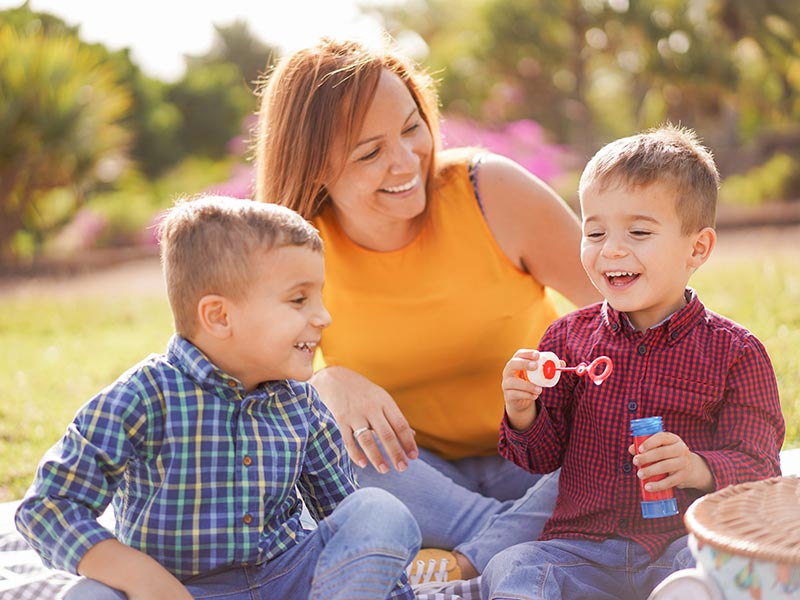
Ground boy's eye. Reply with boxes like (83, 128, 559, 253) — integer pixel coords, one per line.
(585, 232, 605, 240)
(630, 230, 652, 237)
(291, 296, 307, 305)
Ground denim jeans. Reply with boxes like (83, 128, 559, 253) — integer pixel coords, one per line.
(480, 535, 695, 600)
(60, 488, 420, 600)
(355, 445, 559, 572)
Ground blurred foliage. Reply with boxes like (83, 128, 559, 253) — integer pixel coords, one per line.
(2, 0, 800, 266)
(376, 0, 800, 180)
(168, 64, 254, 159)
(719, 153, 798, 206)
(0, 22, 132, 264)
(185, 19, 279, 90)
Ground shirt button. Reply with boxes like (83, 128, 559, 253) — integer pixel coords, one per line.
(637, 345, 647, 356)
(670, 331, 678, 340)
(622, 463, 633, 473)
(243, 513, 254, 525)
(611, 323, 619, 332)
(227, 380, 237, 388)
(627, 401, 637, 412)
(242, 456, 253, 467)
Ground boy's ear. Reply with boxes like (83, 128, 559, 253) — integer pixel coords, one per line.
(197, 294, 232, 339)
(688, 226, 716, 270)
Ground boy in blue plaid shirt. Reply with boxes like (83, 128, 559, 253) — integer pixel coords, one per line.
(16, 196, 420, 599)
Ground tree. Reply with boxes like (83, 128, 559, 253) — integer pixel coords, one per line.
(0, 24, 131, 264)
(185, 19, 279, 90)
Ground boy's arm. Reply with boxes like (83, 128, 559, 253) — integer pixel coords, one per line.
(77, 539, 192, 600)
(15, 383, 147, 574)
(298, 384, 358, 521)
(499, 346, 573, 474)
(695, 336, 785, 488)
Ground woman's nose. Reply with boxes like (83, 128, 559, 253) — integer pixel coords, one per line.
(389, 139, 419, 174)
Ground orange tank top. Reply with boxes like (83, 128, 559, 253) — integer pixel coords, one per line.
(314, 158, 558, 459)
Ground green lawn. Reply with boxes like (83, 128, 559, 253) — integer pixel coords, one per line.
(1, 252, 798, 501)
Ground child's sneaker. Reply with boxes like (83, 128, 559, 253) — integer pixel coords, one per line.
(406, 548, 463, 585)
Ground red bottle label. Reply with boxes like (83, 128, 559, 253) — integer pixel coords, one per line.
(633, 434, 675, 501)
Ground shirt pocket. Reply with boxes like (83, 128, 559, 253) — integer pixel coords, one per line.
(644, 372, 724, 423)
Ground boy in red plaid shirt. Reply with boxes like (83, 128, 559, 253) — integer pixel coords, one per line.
(485, 125, 785, 600)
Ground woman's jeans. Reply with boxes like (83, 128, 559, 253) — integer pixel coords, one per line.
(355, 445, 559, 573)
(60, 488, 420, 600)
(480, 535, 695, 600)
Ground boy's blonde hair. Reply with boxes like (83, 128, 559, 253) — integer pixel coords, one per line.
(253, 37, 441, 219)
(579, 124, 720, 234)
(158, 196, 322, 336)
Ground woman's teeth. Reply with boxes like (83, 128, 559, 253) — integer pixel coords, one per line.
(381, 175, 419, 193)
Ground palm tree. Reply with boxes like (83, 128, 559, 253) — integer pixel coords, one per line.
(0, 24, 132, 265)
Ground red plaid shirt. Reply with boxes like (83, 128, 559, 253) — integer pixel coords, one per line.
(499, 289, 785, 558)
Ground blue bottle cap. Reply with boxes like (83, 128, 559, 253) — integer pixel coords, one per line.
(630, 416, 664, 437)
(640, 498, 679, 519)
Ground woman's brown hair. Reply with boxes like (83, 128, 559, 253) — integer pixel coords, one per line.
(253, 37, 441, 219)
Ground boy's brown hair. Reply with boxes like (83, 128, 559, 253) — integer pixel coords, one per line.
(579, 124, 720, 234)
(253, 36, 441, 219)
(158, 196, 322, 336)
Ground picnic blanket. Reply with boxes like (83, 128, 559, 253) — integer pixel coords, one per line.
(0, 500, 481, 599)
(3, 449, 798, 599)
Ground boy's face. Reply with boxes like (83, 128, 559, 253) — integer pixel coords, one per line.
(580, 179, 711, 331)
(225, 246, 330, 388)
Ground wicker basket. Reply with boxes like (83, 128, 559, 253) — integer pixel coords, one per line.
(683, 476, 800, 599)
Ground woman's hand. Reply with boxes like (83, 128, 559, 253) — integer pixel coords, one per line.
(629, 432, 715, 493)
(502, 348, 544, 432)
(311, 366, 418, 473)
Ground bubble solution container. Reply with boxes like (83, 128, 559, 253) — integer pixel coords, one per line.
(630, 416, 679, 519)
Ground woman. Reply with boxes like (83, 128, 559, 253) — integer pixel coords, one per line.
(253, 37, 600, 583)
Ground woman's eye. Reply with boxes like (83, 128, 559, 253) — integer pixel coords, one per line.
(357, 148, 379, 161)
(403, 123, 420, 135)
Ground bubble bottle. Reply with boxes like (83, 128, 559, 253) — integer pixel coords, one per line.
(630, 416, 679, 519)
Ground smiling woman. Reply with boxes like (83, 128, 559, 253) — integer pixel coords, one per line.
(252, 36, 601, 586)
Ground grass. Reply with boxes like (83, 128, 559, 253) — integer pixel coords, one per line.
(1, 251, 798, 502)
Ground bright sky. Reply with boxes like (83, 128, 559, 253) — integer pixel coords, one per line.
(1, 0, 397, 81)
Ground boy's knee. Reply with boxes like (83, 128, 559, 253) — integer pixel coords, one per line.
(61, 577, 126, 600)
(343, 488, 421, 548)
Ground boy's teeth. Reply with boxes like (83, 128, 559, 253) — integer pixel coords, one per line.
(607, 271, 634, 277)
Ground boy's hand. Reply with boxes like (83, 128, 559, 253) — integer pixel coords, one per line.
(78, 539, 194, 600)
(502, 349, 545, 431)
(629, 431, 715, 493)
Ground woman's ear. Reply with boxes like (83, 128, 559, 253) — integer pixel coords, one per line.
(197, 294, 232, 339)
(688, 227, 717, 270)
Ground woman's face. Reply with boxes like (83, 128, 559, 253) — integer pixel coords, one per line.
(325, 69, 433, 239)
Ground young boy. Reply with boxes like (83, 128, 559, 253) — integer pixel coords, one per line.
(486, 125, 785, 600)
(15, 196, 420, 600)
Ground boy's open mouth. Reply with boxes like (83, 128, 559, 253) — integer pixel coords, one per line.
(294, 342, 317, 354)
(605, 271, 640, 286)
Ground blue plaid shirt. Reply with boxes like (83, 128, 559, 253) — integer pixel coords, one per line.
(15, 335, 357, 579)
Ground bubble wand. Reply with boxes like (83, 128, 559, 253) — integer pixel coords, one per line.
(517, 352, 614, 387)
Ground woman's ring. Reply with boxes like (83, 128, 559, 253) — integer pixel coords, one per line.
(353, 426, 371, 440)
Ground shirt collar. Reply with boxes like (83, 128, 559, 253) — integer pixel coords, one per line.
(166, 335, 292, 400)
(166, 335, 246, 399)
(602, 288, 705, 344)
